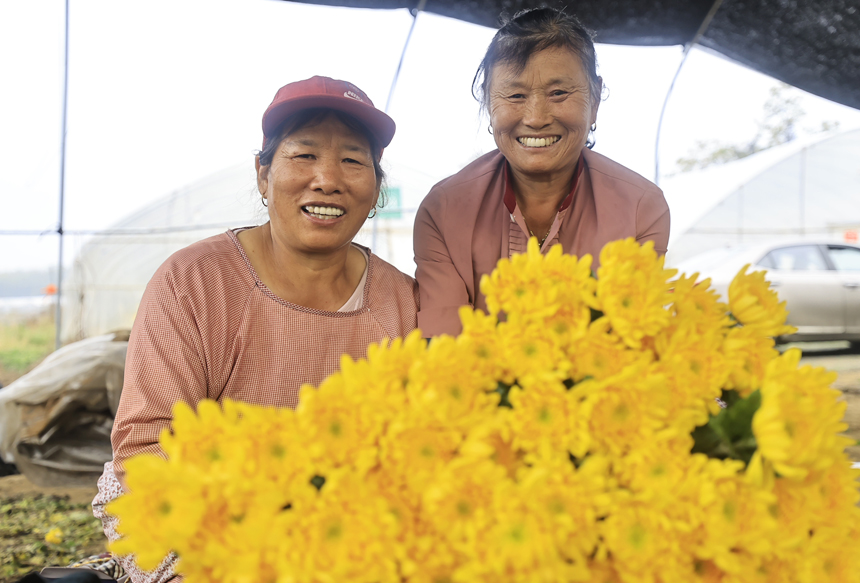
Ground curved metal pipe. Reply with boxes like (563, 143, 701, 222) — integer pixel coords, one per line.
(654, 0, 725, 185)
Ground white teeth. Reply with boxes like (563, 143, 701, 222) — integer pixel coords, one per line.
(518, 136, 559, 148)
(303, 205, 344, 219)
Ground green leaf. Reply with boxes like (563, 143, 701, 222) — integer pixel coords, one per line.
(691, 423, 722, 456)
(495, 381, 513, 408)
(720, 390, 761, 442)
(719, 389, 742, 408)
(589, 308, 604, 323)
(689, 390, 761, 466)
(563, 376, 593, 391)
(310, 475, 326, 490)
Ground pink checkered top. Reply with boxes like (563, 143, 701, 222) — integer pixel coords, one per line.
(111, 230, 418, 482)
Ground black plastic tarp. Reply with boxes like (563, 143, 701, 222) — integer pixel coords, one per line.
(286, 0, 860, 110)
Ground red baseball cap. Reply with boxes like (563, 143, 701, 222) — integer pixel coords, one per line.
(261, 76, 396, 150)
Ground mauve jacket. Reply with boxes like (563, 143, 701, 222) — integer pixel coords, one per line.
(413, 147, 670, 337)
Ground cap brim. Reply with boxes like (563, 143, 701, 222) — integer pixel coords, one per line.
(263, 95, 396, 148)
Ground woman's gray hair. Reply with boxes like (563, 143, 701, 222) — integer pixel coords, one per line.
(472, 7, 602, 112)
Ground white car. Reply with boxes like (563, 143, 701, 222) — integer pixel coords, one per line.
(672, 240, 860, 344)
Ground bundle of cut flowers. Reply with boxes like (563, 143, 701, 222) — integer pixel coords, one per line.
(108, 238, 860, 583)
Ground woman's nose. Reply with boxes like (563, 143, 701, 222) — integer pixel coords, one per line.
(310, 158, 343, 195)
(523, 96, 551, 129)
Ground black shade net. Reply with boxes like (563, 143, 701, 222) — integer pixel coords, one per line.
(284, 0, 860, 109)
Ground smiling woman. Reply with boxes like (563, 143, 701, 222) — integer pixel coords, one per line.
(90, 76, 418, 583)
(413, 7, 671, 337)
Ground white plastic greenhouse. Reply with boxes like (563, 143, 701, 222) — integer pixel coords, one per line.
(60, 160, 437, 343)
(662, 128, 860, 266)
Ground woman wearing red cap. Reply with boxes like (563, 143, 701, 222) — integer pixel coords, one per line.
(92, 77, 418, 583)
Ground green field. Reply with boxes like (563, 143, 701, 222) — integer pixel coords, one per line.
(0, 312, 55, 387)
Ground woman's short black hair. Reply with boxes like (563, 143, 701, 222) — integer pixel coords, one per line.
(257, 108, 387, 206)
(472, 7, 602, 111)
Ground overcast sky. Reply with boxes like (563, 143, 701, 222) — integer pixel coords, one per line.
(2, 0, 860, 275)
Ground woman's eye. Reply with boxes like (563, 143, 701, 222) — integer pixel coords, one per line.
(344, 158, 363, 165)
(295, 153, 314, 159)
(551, 90, 568, 97)
(509, 93, 526, 100)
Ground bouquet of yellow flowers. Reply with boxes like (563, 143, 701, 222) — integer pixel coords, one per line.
(108, 238, 860, 583)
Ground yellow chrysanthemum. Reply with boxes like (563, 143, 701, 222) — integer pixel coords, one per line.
(595, 238, 677, 349)
(612, 432, 700, 507)
(753, 349, 852, 479)
(398, 513, 462, 583)
(458, 415, 525, 480)
(277, 470, 401, 583)
(105, 237, 860, 583)
(574, 363, 667, 458)
(495, 318, 571, 384)
(458, 307, 506, 380)
(506, 373, 574, 457)
(44, 527, 63, 545)
(461, 478, 564, 583)
(522, 456, 609, 566)
(378, 414, 462, 496)
(797, 524, 860, 583)
(790, 457, 860, 535)
(728, 265, 796, 337)
(567, 317, 652, 382)
(695, 472, 777, 574)
(422, 457, 507, 550)
(480, 238, 595, 329)
(296, 373, 383, 474)
(750, 556, 802, 583)
(599, 500, 691, 583)
(108, 455, 206, 570)
(668, 273, 732, 335)
(652, 322, 729, 428)
(407, 334, 499, 431)
(159, 399, 239, 464)
(360, 330, 427, 412)
(721, 325, 778, 396)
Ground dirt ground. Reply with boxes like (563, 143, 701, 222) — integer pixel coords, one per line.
(799, 345, 860, 462)
(0, 477, 105, 583)
(0, 475, 97, 506)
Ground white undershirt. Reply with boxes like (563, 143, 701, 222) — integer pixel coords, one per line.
(337, 247, 369, 312)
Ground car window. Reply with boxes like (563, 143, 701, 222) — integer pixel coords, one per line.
(827, 246, 860, 271)
(756, 254, 775, 269)
(759, 245, 828, 271)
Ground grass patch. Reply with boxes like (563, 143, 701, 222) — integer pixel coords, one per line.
(0, 312, 55, 383)
(0, 494, 107, 582)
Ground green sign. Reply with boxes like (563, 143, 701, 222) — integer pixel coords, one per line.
(379, 186, 402, 219)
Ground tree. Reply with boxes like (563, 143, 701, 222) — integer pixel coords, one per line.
(675, 83, 839, 173)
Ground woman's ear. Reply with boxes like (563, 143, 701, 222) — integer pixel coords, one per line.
(255, 155, 269, 196)
(591, 76, 603, 125)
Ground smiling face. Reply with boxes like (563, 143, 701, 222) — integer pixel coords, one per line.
(488, 46, 600, 181)
(256, 112, 379, 255)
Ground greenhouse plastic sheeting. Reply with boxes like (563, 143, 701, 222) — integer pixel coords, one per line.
(662, 128, 860, 265)
(0, 333, 128, 487)
(61, 163, 262, 344)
